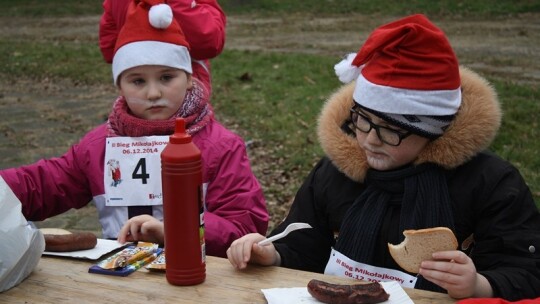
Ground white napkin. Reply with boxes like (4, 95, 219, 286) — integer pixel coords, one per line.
(43, 239, 131, 260)
(261, 281, 413, 304)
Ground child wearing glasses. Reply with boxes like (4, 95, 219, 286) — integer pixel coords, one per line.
(226, 14, 540, 301)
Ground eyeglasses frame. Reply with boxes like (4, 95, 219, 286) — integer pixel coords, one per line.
(349, 107, 412, 146)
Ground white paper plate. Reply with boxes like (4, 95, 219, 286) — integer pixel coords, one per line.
(43, 239, 132, 260)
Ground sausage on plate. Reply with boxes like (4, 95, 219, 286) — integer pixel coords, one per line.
(307, 279, 390, 304)
(44, 232, 97, 252)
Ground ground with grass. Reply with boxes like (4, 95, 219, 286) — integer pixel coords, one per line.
(1, 13, 539, 236)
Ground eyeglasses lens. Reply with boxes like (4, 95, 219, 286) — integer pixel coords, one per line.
(351, 110, 401, 146)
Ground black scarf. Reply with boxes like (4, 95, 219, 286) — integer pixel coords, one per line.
(333, 162, 455, 292)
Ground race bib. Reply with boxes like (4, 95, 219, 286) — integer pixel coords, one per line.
(104, 136, 169, 207)
(324, 248, 417, 288)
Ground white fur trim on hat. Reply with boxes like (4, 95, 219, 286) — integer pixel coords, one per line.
(112, 41, 192, 83)
(353, 73, 461, 116)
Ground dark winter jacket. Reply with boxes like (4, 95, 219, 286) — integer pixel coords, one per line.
(271, 67, 540, 300)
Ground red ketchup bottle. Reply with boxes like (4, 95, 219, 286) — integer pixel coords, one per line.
(161, 118, 205, 285)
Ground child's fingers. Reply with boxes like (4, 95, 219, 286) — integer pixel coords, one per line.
(117, 221, 132, 243)
(226, 239, 251, 269)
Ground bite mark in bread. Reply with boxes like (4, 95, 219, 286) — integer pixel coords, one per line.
(387, 227, 458, 274)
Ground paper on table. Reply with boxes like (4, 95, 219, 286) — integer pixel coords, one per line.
(261, 281, 413, 304)
(43, 239, 131, 260)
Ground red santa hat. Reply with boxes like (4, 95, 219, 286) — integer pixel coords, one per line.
(112, 0, 192, 84)
(335, 14, 461, 139)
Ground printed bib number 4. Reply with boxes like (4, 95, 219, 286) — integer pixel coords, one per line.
(132, 158, 150, 184)
(104, 136, 169, 207)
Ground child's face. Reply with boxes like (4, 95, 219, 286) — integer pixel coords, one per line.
(118, 65, 192, 120)
(354, 109, 430, 171)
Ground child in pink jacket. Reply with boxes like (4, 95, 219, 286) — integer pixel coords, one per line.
(0, 0, 267, 258)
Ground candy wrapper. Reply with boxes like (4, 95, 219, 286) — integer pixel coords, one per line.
(89, 242, 161, 277)
(145, 252, 166, 271)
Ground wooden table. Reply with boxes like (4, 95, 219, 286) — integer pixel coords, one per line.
(3, 255, 456, 303)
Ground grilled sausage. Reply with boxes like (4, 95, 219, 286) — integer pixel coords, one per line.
(44, 232, 97, 252)
(307, 279, 390, 304)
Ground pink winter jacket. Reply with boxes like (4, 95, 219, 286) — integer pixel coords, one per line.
(0, 119, 268, 257)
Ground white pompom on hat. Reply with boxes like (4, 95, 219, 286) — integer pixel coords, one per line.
(334, 53, 361, 83)
(148, 3, 173, 29)
(335, 14, 461, 139)
(112, 0, 192, 84)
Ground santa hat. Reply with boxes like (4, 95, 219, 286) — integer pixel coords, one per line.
(335, 14, 461, 139)
(112, 0, 192, 84)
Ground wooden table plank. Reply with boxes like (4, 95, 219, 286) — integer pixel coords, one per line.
(2, 255, 456, 303)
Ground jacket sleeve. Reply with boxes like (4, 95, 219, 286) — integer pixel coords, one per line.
(203, 135, 268, 257)
(0, 141, 94, 221)
(467, 158, 540, 300)
(98, 0, 226, 63)
(273, 158, 337, 273)
(99, 0, 126, 63)
(168, 0, 226, 60)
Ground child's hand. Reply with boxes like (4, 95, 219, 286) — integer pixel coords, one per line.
(226, 233, 280, 269)
(419, 250, 493, 299)
(117, 214, 164, 245)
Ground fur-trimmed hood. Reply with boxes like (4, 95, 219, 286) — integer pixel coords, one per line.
(317, 66, 502, 182)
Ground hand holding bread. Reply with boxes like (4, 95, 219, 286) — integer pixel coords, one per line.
(387, 227, 458, 274)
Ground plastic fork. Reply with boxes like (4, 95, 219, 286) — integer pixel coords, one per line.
(258, 222, 312, 246)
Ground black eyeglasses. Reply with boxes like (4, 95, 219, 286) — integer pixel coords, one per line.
(349, 107, 412, 146)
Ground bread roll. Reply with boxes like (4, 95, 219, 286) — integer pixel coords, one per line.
(40, 228, 72, 235)
(388, 227, 458, 273)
